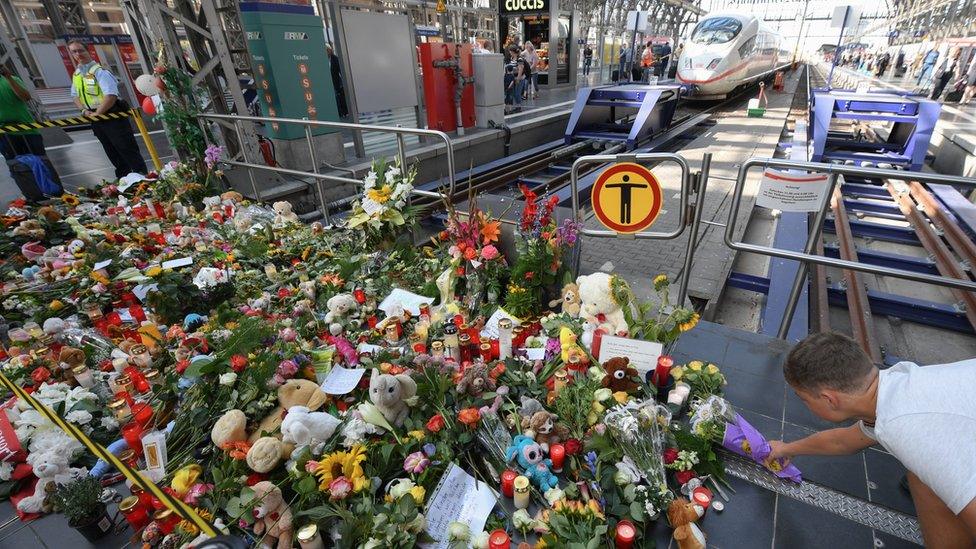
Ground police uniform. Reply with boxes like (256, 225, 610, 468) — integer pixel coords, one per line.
(72, 62, 147, 178)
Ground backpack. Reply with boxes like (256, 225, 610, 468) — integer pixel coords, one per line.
(519, 57, 532, 78)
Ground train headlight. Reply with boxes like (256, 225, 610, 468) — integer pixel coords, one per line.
(707, 58, 721, 70)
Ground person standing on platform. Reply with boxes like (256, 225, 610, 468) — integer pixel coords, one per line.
(67, 40, 147, 178)
(618, 45, 630, 82)
(769, 332, 976, 548)
(0, 65, 46, 159)
(917, 47, 940, 86)
(930, 48, 962, 100)
(522, 41, 539, 99)
(669, 43, 683, 79)
(640, 43, 655, 83)
(656, 41, 672, 78)
(326, 44, 348, 118)
(961, 52, 976, 105)
(582, 44, 593, 76)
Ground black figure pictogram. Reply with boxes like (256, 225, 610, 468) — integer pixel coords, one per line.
(605, 174, 648, 224)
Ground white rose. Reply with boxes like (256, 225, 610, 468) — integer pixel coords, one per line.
(447, 521, 471, 542)
(512, 509, 534, 530)
(471, 531, 490, 549)
(219, 372, 238, 386)
(65, 410, 93, 425)
(388, 478, 415, 500)
(100, 416, 119, 431)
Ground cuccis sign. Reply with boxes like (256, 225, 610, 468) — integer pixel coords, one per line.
(500, 0, 548, 14)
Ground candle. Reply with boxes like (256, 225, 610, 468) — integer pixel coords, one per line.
(614, 519, 637, 549)
(453, 314, 464, 327)
(153, 510, 179, 534)
(130, 485, 153, 511)
(72, 365, 94, 388)
(431, 341, 444, 359)
(443, 324, 459, 360)
(128, 345, 152, 369)
(132, 402, 154, 427)
(549, 443, 566, 472)
(119, 448, 139, 469)
(490, 339, 499, 360)
(693, 486, 713, 509)
(144, 370, 161, 390)
(655, 355, 673, 388)
(500, 469, 518, 497)
(109, 398, 132, 422)
(479, 343, 492, 362)
(119, 495, 150, 530)
(459, 333, 472, 363)
(410, 333, 427, 354)
(498, 319, 513, 359)
(121, 421, 144, 455)
(419, 303, 430, 317)
(488, 529, 511, 549)
(384, 324, 400, 345)
(512, 326, 525, 349)
(553, 369, 569, 394)
(513, 475, 530, 509)
(296, 523, 325, 549)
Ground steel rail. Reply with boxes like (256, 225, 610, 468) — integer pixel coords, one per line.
(907, 181, 976, 271)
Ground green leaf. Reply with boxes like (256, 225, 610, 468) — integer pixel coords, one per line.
(182, 356, 214, 378)
(296, 475, 318, 496)
(630, 501, 645, 521)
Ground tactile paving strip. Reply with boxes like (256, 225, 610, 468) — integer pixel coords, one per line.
(721, 452, 923, 545)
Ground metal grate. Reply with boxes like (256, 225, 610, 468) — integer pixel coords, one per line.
(722, 452, 923, 545)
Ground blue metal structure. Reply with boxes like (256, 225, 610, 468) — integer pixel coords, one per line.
(565, 84, 682, 149)
(809, 88, 941, 170)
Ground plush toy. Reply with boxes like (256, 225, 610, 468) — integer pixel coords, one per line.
(369, 371, 417, 427)
(558, 326, 586, 365)
(16, 446, 86, 513)
(548, 282, 581, 317)
(324, 293, 359, 336)
(202, 196, 221, 214)
(280, 406, 341, 454)
(520, 411, 569, 453)
(42, 318, 66, 338)
(249, 379, 329, 443)
(298, 280, 316, 301)
(576, 272, 629, 337)
(246, 437, 284, 473)
(601, 356, 640, 393)
(250, 481, 294, 549)
(12, 220, 45, 240)
(67, 239, 85, 258)
(667, 497, 706, 549)
(211, 409, 248, 448)
(221, 190, 243, 203)
(272, 201, 299, 227)
(505, 434, 559, 491)
(455, 363, 495, 397)
(233, 213, 253, 233)
(36, 206, 61, 223)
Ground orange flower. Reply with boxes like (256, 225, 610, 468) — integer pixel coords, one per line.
(463, 247, 477, 261)
(458, 407, 481, 427)
(221, 440, 252, 460)
(481, 220, 501, 244)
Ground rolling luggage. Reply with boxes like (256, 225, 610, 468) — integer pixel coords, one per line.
(7, 156, 62, 203)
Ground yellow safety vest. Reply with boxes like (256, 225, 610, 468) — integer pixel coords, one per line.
(73, 63, 105, 109)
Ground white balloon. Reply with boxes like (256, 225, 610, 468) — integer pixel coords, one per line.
(135, 74, 160, 97)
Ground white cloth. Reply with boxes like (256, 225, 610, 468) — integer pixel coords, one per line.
(858, 360, 976, 514)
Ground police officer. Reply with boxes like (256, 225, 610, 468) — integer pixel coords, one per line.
(67, 39, 147, 178)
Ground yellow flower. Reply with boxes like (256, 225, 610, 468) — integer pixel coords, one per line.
(60, 193, 80, 206)
(224, 322, 239, 330)
(91, 271, 109, 284)
(145, 266, 162, 277)
(653, 274, 669, 291)
(178, 507, 214, 536)
(671, 367, 684, 380)
(315, 444, 369, 493)
(705, 363, 720, 375)
(366, 185, 393, 204)
(407, 430, 426, 441)
(679, 312, 700, 332)
(409, 485, 426, 503)
(689, 361, 703, 372)
(49, 300, 64, 311)
(171, 464, 202, 497)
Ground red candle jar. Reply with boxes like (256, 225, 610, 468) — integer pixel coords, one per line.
(150, 495, 165, 511)
(655, 355, 674, 388)
(130, 485, 154, 511)
(106, 310, 122, 327)
(353, 288, 367, 304)
(692, 486, 713, 509)
(468, 325, 481, 342)
(453, 314, 464, 327)
(154, 509, 179, 534)
(129, 304, 147, 323)
(131, 402, 154, 427)
(549, 443, 566, 472)
(490, 339, 499, 359)
(488, 529, 511, 549)
(500, 469, 517, 497)
(614, 519, 637, 549)
(119, 448, 139, 469)
(121, 421, 144, 455)
(120, 495, 150, 530)
(479, 343, 492, 362)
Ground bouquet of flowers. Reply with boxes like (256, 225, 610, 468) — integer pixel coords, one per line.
(437, 192, 506, 314)
(347, 159, 420, 249)
(604, 399, 671, 492)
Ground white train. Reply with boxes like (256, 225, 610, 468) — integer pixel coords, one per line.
(676, 13, 790, 98)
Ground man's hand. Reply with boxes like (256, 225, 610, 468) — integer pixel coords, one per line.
(768, 440, 793, 465)
(0, 65, 11, 77)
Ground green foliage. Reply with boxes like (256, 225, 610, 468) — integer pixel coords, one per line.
(156, 66, 208, 166)
(52, 476, 103, 526)
(553, 377, 601, 439)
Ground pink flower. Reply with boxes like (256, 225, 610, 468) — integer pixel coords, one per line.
(183, 483, 213, 505)
(329, 476, 353, 500)
(480, 245, 500, 261)
(277, 359, 299, 377)
(403, 451, 430, 474)
(305, 460, 319, 473)
(279, 328, 297, 342)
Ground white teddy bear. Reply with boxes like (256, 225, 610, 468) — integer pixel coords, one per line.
(576, 272, 629, 337)
(272, 201, 299, 227)
(324, 293, 359, 336)
(281, 406, 341, 455)
(16, 437, 86, 514)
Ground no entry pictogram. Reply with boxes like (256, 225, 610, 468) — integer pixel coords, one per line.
(591, 163, 663, 234)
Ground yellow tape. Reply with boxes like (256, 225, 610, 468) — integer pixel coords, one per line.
(0, 110, 136, 134)
(0, 372, 218, 537)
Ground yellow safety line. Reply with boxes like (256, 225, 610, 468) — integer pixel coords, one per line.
(0, 372, 218, 537)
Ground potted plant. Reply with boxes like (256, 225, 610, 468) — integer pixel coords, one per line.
(52, 476, 113, 542)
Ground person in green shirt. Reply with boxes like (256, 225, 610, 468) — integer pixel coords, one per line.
(0, 65, 45, 160)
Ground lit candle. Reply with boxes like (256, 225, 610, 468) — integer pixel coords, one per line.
(72, 365, 94, 388)
(296, 523, 325, 549)
(655, 355, 673, 388)
(410, 333, 427, 354)
(513, 475, 530, 509)
(121, 420, 144, 455)
(459, 334, 473, 363)
(501, 469, 518, 497)
(479, 343, 492, 362)
(153, 510, 179, 534)
(108, 398, 132, 422)
(488, 529, 511, 549)
(549, 443, 566, 472)
(693, 486, 713, 509)
(431, 341, 444, 359)
(119, 495, 150, 530)
(443, 324, 459, 360)
(384, 324, 400, 345)
(614, 519, 637, 549)
(498, 319, 513, 359)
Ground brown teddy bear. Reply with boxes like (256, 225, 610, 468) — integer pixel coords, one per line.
(667, 497, 705, 549)
(520, 410, 569, 453)
(455, 363, 496, 397)
(548, 282, 581, 317)
(249, 379, 329, 442)
(601, 356, 639, 393)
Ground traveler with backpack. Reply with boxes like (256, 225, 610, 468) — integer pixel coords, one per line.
(0, 65, 61, 202)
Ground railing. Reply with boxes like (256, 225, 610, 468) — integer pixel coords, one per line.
(724, 157, 976, 338)
(568, 152, 712, 306)
(197, 113, 456, 222)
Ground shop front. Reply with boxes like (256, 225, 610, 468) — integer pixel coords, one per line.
(499, 0, 577, 89)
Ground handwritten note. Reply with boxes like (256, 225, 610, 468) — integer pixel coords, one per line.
(598, 335, 662, 377)
(421, 463, 498, 549)
(161, 257, 193, 270)
(479, 307, 521, 339)
(93, 259, 112, 271)
(520, 347, 547, 361)
(132, 283, 158, 302)
(378, 288, 434, 317)
(320, 366, 367, 395)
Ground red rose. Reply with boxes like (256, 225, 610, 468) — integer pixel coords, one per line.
(31, 367, 50, 384)
(246, 473, 267, 486)
(426, 414, 446, 433)
(230, 355, 248, 373)
(663, 447, 679, 465)
(564, 438, 582, 455)
(675, 470, 697, 485)
(458, 408, 481, 427)
(277, 288, 291, 299)
(175, 360, 190, 374)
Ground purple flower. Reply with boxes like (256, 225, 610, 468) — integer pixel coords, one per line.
(544, 337, 561, 361)
(557, 219, 581, 247)
(404, 451, 430, 474)
(584, 451, 598, 475)
(204, 144, 224, 170)
(423, 443, 436, 457)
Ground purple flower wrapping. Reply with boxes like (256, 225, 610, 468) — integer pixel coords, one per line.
(722, 412, 802, 483)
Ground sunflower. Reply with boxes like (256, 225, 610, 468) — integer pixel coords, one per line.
(653, 274, 669, 291)
(678, 311, 700, 332)
(60, 193, 80, 207)
(178, 507, 215, 536)
(366, 184, 393, 204)
(315, 444, 368, 493)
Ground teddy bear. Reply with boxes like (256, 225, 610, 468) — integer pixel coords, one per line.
(280, 406, 341, 455)
(272, 201, 299, 227)
(548, 282, 581, 317)
(42, 318, 66, 339)
(520, 411, 569, 453)
(233, 212, 253, 233)
(577, 272, 629, 337)
(667, 497, 706, 549)
(67, 239, 86, 259)
(250, 481, 294, 549)
(456, 363, 495, 397)
(369, 371, 417, 427)
(16, 443, 87, 513)
(210, 409, 287, 473)
(201, 196, 221, 215)
(247, 437, 285, 474)
(250, 379, 330, 443)
(298, 280, 316, 301)
(211, 409, 248, 448)
(505, 434, 559, 491)
(601, 356, 640, 393)
(36, 206, 61, 223)
(12, 219, 45, 240)
(325, 293, 359, 336)
(221, 190, 243, 204)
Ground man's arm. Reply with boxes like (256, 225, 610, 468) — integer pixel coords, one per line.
(92, 94, 117, 116)
(769, 423, 877, 460)
(1, 70, 32, 102)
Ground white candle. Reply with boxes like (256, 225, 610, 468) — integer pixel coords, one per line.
(498, 319, 513, 359)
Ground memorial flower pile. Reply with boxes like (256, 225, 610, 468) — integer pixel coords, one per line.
(0, 151, 785, 549)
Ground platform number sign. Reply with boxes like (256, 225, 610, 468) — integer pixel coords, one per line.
(591, 163, 663, 234)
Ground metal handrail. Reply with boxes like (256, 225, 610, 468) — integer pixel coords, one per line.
(724, 157, 976, 338)
(197, 112, 456, 221)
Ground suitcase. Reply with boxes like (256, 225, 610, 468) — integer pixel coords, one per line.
(611, 69, 620, 82)
(7, 156, 62, 203)
(945, 89, 964, 102)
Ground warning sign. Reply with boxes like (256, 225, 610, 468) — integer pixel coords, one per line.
(756, 169, 831, 212)
(591, 163, 664, 234)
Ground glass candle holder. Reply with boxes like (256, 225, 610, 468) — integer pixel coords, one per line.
(479, 343, 492, 362)
(119, 495, 150, 530)
(144, 370, 161, 390)
(72, 365, 94, 388)
(296, 523, 325, 549)
(108, 398, 132, 422)
(498, 319, 513, 359)
(153, 509, 179, 534)
(121, 420, 144, 455)
(443, 324, 459, 360)
(513, 476, 530, 509)
(384, 324, 400, 345)
(409, 333, 426, 354)
(614, 519, 637, 549)
(488, 530, 511, 549)
(458, 334, 472, 363)
(431, 341, 444, 359)
(501, 469, 517, 498)
(119, 448, 139, 469)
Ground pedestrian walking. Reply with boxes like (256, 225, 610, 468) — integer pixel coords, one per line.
(523, 40, 540, 99)
(583, 44, 593, 76)
(668, 43, 683, 79)
(916, 48, 939, 86)
(656, 42, 672, 78)
(640, 43, 655, 83)
(930, 48, 962, 100)
(68, 39, 147, 178)
(326, 44, 348, 118)
(961, 52, 976, 104)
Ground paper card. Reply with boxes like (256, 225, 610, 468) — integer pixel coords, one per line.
(479, 307, 521, 340)
(320, 366, 367, 395)
(378, 288, 434, 317)
(420, 463, 498, 549)
(132, 283, 158, 302)
(161, 257, 193, 270)
(756, 169, 832, 212)
(93, 259, 112, 271)
(146, 222, 162, 234)
(598, 335, 663, 378)
(521, 347, 546, 361)
(357, 343, 384, 355)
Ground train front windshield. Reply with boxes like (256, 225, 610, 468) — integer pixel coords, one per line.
(691, 17, 743, 45)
